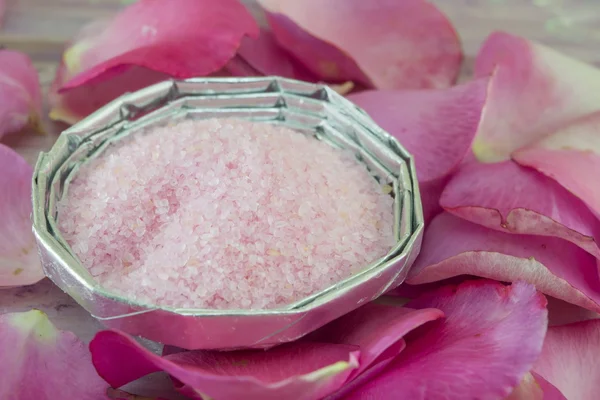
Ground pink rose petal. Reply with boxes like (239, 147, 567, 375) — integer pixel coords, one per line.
(418, 178, 451, 226)
(407, 213, 600, 312)
(107, 388, 167, 400)
(534, 320, 600, 400)
(546, 297, 600, 327)
(234, 28, 319, 81)
(60, 0, 258, 89)
(507, 372, 567, 400)
(306, 302, 443, 400)
(50, 0, 259, 123)
(345, 281, 548, 400)
(308, 303, 443, 380)
(0, 310, 108, 399)
(513, 111, 600, 218)
(258, 0, 462, 89)
(348, 78, 488, 222)
(49, 64, 170, 125)
(440, 160, 600, 258)
(91, 331, 359, 400)
(472, 31, 600, 162)
(0, 50, 42, 137)
(0, 145, 44, 287)
(348, 79, 488, 182)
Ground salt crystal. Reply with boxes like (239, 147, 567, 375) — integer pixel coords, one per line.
(58, 118, 395, 310)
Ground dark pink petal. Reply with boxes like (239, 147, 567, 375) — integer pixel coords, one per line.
(60, 0, 258, 89)
(546, 297, 600, 327)
(345, 281, 548, 400)
(91, 331, 358, 400)
(472, 31, 600, 162)
(0, 50, 43, 137)
(0, 310, 108, 399)
(418, 178, 449, 225)
(49, 64, 170, 125)
(506, 372, 566, 400)
(534, 320, 600, 400)
(50, 0, 259, 123)
(308, 302, 443, 380)
(513, 111, 600, 218)
(386, 277, 473, 300)
(107, 388, 167, 400)
(0, 145, 44, 287)
(234, 29, 319, 81)
(348, 78, 488, 222)
(258, 0, 462, 89)
(407, 213, 600, 312)
(440, 160, 600, 258)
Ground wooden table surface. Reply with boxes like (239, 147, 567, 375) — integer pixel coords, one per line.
(1, 0, 599, 398)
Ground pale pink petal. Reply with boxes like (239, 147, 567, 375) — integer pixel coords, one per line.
(440, 160, 600, 258)
(534, 320, 600, 400)
(348, 78, 488, 182)
(345, 281, 548, 400)
(0, 145, 44, 287)
(0, 50, 43, 137)
(513, 111, 600, 217)
(91, 331, 358, 400)
(506, 372, 567, 400)
(348, 79, 488, 222)
(0, 310, 108, 399)
(407, 213, 600, 312)
(50, 0, 259, 123)
(472, 31, 600, 162)
(258, 0, 462, 89)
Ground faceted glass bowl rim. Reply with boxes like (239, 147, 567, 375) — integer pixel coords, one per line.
(32, 76, 424, 318)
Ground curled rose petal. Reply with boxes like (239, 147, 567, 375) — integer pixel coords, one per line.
(344, 281, 548, 400)
(440, 160, 600, 258)
(0, 310, 108, 399)
(472, 31, 600, 162)
(348, 78, 488, 221)
(0, 50, 43, 137)
(506, 372, 566, 400)
(407, 213, 600, 312)
(258, 0, 462, 89)
(92, 302, 444, 400)
(91, 331, 359, 400)
(0, 145, 44, 287)
(513, 111, 600, 218)
(50, 0, 259, 123)
(534, 320, 600, 400)
(307, 303, 443, 399)
(308, 303, 443, 380)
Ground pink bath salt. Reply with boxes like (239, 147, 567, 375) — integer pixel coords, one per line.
(58, 118, 396, 310)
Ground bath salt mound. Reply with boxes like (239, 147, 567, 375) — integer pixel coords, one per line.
(58, 118, 396, 310)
